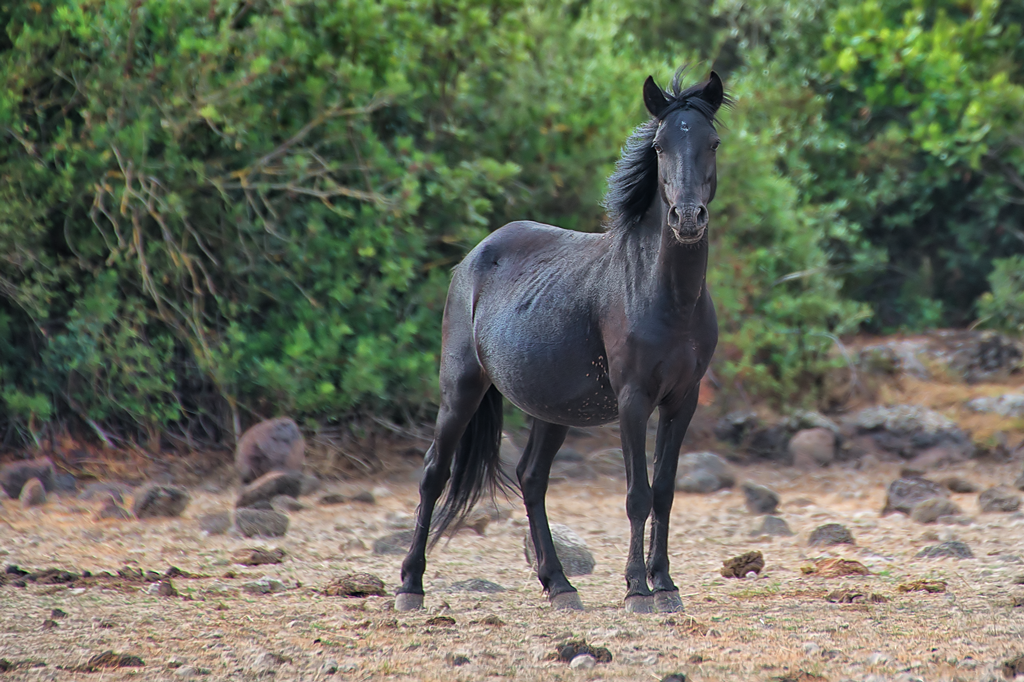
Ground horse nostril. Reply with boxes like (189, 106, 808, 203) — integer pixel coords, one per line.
(694, 205, 708, 227)
(667, 206, 681, 227)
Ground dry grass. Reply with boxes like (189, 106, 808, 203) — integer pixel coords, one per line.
(1, 459, 1023, 681)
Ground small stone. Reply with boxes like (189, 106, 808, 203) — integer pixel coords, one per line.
(569, 654, 596, 670)
(236, 471, 302, 509)
(750, 515, 794, 537)
(84, 652, 145, 670)
(802, 642, 821, 655)
(234, 508, 289, 537)
(978, 485, 1021, 513)
(882, 476, 948, 516)
(173, 666, 211, 678)
(789, 427, 836, 468)
(41, 619, 58, 630)
(556, 640, 612, 664)
(447, 578, 506, 593)
(231, 548, 285, 566)
(50, 609, 67, 619)
(197, 512, 231, 535)
(0, 457, 55, 499)
(94, 495, 132, 520)
(808, 523, 855, 546)
(252, 652, 290, 670)
(720, 550, 764, 578)
(146, 580, 177, 597)
(916, 541, 974, 559)
(132, 484, 190, 518)
(940, 477, 978, 493)
(523, 524, 595, 577)
(350, 490, 375, 504)
(319, 660, 339, 675)
(19, 478, 46, 507)
(270, 495, 307, 512)
(675, 452, 735, 493)
(825, 588, 886, 603)
(741, 482, 780, 514)
(660, 675, 688, 682)
(236, 417, 305, 484)
(866, 652, 889, 665)
(318, 573, 386, 597)
(425, 615, 456, 627)
(897, 580, 947, 593)
(373, 530, 414, 555)
(445, 653, 471, 667)
(241, 577, 287, 595)
(910, 498, 962, 524)
(299, 473, 321, 496)
(319, 493, 349, 506)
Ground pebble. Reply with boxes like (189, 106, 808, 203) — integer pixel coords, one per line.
(751, 515, 794, 537)
(882, 477, 948, 516)
(447, 578, 506, 593)
(234, 508, 289, 538)
(569, 654, 596, 670)
(319, 659, 339, 675)
(373, 530, 414, 555)
(675, 452, 735, 493)
(802, 642, 821, 655)
(94, 496, 133, 520)
(0, 457, 55, 499)
(979, 486, 1021, 513)
(808, 523, 855, 546)
(741, 482, 780, 514)
(523, 524, 595, 576)
(910, 498, 962, 524)
(132, 484, 190, 518)
(19, 478, 47, 507)
(916, 540, 974, 559)
(241, 577, 287, 595)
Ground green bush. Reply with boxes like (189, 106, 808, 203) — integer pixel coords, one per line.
(977, 255, 1024, 335)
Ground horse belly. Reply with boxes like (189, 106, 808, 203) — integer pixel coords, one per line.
(478, 328, 619, 426)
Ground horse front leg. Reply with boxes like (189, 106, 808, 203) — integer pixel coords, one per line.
(517, 420, 580, 610)
(647, 388, 699, 612)
(618, 394, 656, 613)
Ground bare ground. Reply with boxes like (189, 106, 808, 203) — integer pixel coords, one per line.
(1, 457, 1023, 682)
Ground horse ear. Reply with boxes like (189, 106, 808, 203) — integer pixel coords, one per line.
(698, 71, 725, 113)
(643, 76, 669, 118)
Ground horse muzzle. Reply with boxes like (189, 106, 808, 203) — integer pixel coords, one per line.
(667, 203, 708, 244)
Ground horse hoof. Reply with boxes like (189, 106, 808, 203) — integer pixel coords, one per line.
(654, 590, 685, 613)
(550, 592, 585, 611)
(395, 593, 424, 612)
(624, 594, 655, 613)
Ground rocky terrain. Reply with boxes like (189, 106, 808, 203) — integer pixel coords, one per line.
(0, 330, 1023, 681)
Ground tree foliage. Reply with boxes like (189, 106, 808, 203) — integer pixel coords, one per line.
(1, 0, 1021, 447)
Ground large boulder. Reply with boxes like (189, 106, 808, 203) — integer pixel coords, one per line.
(848, 405, 974, 462)
(523, 524, 595, 577)
(0, 458, 55, 499)
(236, 417, 305, 484)
(967, 393, 1024, 418)
(675, 452, 735, 493)
(858, 331, 1023, 383)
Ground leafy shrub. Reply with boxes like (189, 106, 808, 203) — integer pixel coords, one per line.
(977, 255, 1024, 335)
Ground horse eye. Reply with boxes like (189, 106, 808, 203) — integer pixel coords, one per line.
(711, 140, 720, 152)
(653, 142, 663, 154)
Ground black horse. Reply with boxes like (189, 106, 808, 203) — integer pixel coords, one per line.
(397, 70, 728, 613)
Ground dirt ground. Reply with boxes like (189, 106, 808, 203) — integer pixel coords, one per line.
(1, 453, 1023, 682)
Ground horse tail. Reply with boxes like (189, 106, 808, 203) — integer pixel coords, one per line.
(430, 385, 512, 548)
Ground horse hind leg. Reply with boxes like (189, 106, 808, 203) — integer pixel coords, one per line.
(516, 419, 582, 610)
(396, 372, 492, 611)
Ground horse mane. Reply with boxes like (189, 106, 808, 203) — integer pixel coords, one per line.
(603, 68, 732, 236)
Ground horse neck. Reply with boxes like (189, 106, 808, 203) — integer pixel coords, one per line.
(621, 203, 708, 313)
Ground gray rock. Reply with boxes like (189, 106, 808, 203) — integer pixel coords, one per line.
(198, 511, 231, 535)
(967, 393, 1024, 417)
(808, 523, 855, 546)
(446, 578, 506, 593)
(271, 495, 307, 512)
(298, 473, 322, 496)
(0, 457, 55, 499)
(940, 476, 979, 493)
(570, 654, 596, 671)
(236, 471, 302, 509)
(94, 495, 133, 520)
(19, 477, 46, 507)
(373, 529, 414, 556)
(780, 410, 841, 434)
(916, 541, 974, 559)
(524, 523, 595, 577)
(79, 482, 131, 503)
(910, 498, 962, 524)
(132, 484, 190, 518)
(750, 515, 794, 537)
(242, 577, 287, 595)
(319, 660, 339, 676)
(52, 472, 77, 493)
(882, 477, 948, 516)
(236, 417, 305, 484)
(587, 448, 625, 477)
(788, 428, 836, 468)
(979, 486, 1022, 513)
(235, 508, 289, 538)
(713, 411, 760, 445)
(675, 452, 734, 493)
(849, 405, 973, 460)
(741, 482, 780, 514)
